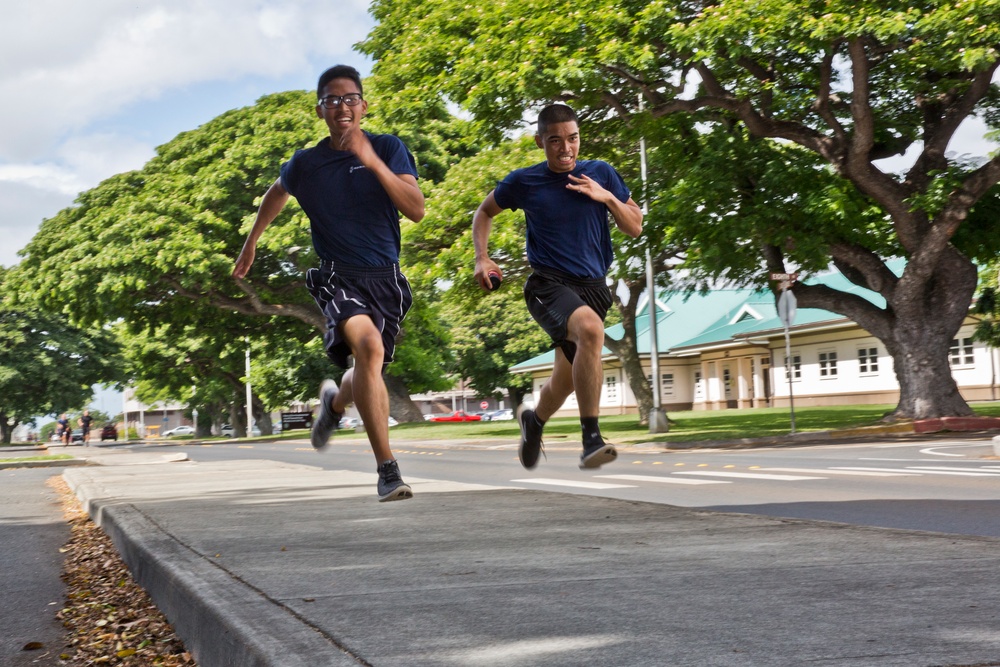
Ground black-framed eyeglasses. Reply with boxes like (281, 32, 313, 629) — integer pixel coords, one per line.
(318, 94, 363, 108)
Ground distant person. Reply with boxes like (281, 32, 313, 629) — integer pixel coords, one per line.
(233, 64, 424, 502)
(57, 413, 71, 445)
(472, 103, 643, 470)
(78, 410, 93, 445)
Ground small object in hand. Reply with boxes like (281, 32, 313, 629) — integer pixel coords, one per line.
(488, 271, 502, 290)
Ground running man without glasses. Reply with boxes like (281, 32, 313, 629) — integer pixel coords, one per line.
(472, 104, 643, 470)
(233, 65, 424, 501)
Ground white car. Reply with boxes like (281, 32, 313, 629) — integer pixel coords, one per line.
(220, 424, 261, 437)
(489, 409, 514, 421)
(162, 425, 195, 437)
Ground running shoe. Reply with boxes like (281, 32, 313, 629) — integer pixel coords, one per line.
(310, 379, 342, 451)
(580, 437, 617, 469)
(517, 406, 545, 469)
(377, 459, 413, 502)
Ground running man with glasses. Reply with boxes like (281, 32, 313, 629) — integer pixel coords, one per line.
(233, 64, 425, 502)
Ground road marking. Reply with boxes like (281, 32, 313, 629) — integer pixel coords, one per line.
(511, 478, 635, 489)
(672, 471, 823, 481)
(833, 467, 997, 477)
(907, 466, 1000, 474)
(757, 467, 913, 477)
(597, 474, 729, 485)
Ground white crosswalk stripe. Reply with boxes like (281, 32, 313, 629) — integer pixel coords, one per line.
(907, 466, 1000, 474)
(597, 474, 729, 485)
(832, 467, 1000, 477)
(511, 478, 635, 489)
(672, 471, 824, 481)
(757, 467, 914, 477)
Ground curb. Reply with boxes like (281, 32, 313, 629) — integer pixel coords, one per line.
(0, 458, 89, 470)
(64, 472, 362, 667)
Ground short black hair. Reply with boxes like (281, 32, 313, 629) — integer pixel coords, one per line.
(317, 65, 363, 99)
(536, 104, 579, 134)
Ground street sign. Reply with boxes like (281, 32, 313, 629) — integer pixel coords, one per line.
(480, 400, 489, 410)
(770, 272, 799, 282)
(778, 289, 797, 328)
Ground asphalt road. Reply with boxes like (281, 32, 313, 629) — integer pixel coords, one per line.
(0, 467, 70, 666)
(133, 433, 1000, 537)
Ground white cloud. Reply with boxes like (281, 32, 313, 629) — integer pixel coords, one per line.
(0, 0, 373, 161)
(0, 0, 373, 267)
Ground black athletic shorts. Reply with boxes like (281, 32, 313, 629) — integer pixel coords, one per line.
(523, 267, 613, 364)
(306, 261, 413, 371)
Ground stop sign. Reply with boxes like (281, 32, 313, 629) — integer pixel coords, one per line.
(480, 401, 489, 409)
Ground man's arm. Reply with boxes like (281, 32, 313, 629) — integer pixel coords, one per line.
(340, 130, 425, 222)
(472, 190, 504, 290)
(567, 174, 643, 238)
(232, 178, 290, 279)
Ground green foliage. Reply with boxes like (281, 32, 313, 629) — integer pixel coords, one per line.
(0, 269, 124, 442)
(10, 86, 470, 413)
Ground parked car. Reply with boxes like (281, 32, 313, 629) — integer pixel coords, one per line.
(220, 424, 261, 437)
(430, 411, 482, 422)
(70, 429, 85, 444)
(162, 425, 195, 437)
(489, 409, 514, 421)
(100, 424, 118, 441)
(339, 416, 360, 429)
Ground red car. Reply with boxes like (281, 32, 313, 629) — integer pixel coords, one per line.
(430, 411, 482, 422)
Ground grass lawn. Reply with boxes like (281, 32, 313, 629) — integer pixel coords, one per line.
(0, 454, 75, 463)
(346, 401, 1000, 445)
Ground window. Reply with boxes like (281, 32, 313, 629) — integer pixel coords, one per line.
(783, 354, 801, 381)
(694, 371, 704, 399)
(662, 373, 674, 398)
(950, 338, 974, 367)
(646, 372, 676, 398)
(818, 350, 838, 378)
(605, 375, 618, 401)
(858, 347, 879, 375)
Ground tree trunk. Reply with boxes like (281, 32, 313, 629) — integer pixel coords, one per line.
(796, 246, 978, 421)
(606, 279, 655, 426)
(507, 385, 526, 409)
(887, 329, 974, 420)
(385, 374, 425, 422)
(0, 415, 13, 444)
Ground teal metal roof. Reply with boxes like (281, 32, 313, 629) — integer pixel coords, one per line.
(511, 261, 903, 371)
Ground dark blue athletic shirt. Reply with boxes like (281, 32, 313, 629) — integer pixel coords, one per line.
(280, 133, 418, 266)
(493, 160, 631, 278)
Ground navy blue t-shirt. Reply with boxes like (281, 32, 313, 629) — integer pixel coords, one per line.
(280, 133, 419, 266)
(493, 160, 631, 278)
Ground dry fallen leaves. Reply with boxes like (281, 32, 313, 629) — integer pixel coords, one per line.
(48, 477, 197, 666)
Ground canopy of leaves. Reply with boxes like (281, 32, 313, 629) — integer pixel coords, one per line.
(9, 88, 467, 411)
(0, 269, 123, 441)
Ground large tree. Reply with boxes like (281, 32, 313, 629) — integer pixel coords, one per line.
(361, 0, 1000, 420)
(10, 89, 462, 420)
(0, 269, 123, 443)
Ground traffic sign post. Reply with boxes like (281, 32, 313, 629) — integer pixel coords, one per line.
(773, 273, 799, 435)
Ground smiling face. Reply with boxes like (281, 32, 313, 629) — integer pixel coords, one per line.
(535, 120, 580, 173)
(316, 77, 368, 143)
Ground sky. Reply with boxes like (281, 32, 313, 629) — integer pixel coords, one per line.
(0, 0, 376, 269)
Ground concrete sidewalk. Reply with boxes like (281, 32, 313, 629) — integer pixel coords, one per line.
(60, 454, 1000, 667)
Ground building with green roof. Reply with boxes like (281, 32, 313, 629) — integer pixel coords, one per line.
(510, 265, 995, 417)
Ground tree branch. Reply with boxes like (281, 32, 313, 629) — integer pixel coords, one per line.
(166, 277, 326, 332)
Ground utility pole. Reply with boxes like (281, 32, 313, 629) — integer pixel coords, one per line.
(245, 338, 254, 438)
(639, 99, 668, 433)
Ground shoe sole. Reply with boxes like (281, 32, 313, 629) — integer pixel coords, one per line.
(516, 405, 540, 470)
(580, 445, 617, 469)
(311, 379, 340, 451)
(379, 484, 414, 502)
